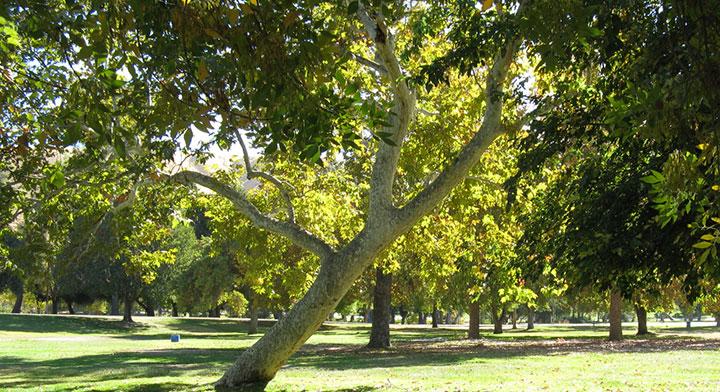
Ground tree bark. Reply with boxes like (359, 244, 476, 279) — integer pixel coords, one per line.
(418, 311, 426, 325)
(368, 267, 392, 348)
(51, 298, 59, 314)
(172, 302, 179, 317)
(468, 300, 480, 339)
(511, 309, 518, 329)
(210, 11, 521, 388)
(715, 313, 719, 327)
(634, 304, 648, 335)
(67, 299, 75, 315)
(608, 288, 623, 341)
(527, 307, 535, 330)
(247, 297, 259, 335)
(431, 303, 439, 328)
(444, 309, 452, 324)
(11, 288, 23, 314)
(110, 293, 120, 315)
(492, 309, 504, 334)
(123, 294, 134, 323)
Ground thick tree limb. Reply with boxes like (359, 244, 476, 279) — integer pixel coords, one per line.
(357, 4, 416, 223)
(168, 170, 334, 259)
(397, 35, 523, 229)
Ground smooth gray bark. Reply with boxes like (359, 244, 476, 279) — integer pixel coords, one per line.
(368, 267, 392, 348)
(609, 288, 623, 341)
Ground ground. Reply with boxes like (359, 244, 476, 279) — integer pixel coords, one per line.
(0, 314, 719, 391)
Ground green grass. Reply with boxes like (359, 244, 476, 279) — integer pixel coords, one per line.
(1, 314, 719, 391)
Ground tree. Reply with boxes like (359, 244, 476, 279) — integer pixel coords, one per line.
(2, 0, 611, 387)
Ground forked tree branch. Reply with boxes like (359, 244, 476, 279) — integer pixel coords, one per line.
(397, 29, 524, 230)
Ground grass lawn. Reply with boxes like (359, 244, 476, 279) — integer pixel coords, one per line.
(1, 314, 719, 391)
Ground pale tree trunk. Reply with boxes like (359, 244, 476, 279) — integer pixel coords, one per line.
(511, 309, 518, 329)
(608, 288, 623, 341)
(11, 286, 23, 314)
(214, 241, 385, 389)
(468, 300, 480, 339)
(368, 267, 392, 348)
(527, 307, 535, 330)
(634, 304, 648, 335)
(715, 313, 719, 327)
(207, 6, 522, 388)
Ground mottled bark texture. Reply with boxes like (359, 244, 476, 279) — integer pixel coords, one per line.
(368, 267, 392, 348)
(194, 5, 522, 388)
(123, 294, 134, 323)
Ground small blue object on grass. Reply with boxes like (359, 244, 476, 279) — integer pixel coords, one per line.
(170, 334, 180, 342)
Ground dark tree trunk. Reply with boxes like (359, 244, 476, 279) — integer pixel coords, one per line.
(527, 307, 535, 330)
(685, 317, 692, 329)
(51, 298, 59, 314)
(608, 288, 623, 341)
(444, 309, 452, 324)
(468, 300, 480, 339)
(123, 294, 134, 323)
(491, 308, 505, 334)
(399, 306, 407, 325)
(66, 299, 75, 315)
(634, 304, 648, 335)
(511, 309, 518, 329)
(696, 304, 702, 321)
(365, 308, 372, 324)
(171, 302, 179, 317)
(110, 293, 121, 316)
(715, 313, 719, 327)
(431, 304, 439, 328)
(418, 311, 426, 325)
(248, 298, 259, 335)
(11, 288, 23, 314)
(368, 267, 392, 348)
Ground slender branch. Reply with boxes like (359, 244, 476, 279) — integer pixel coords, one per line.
(343, 49, 387, 74)
(357, 3, 417, 224)
(167, 170, 333, 259)
(231, 128, 296, 224)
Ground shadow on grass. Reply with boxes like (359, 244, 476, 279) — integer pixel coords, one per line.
(0, 314, 150, 334)
(0, 348, 236, 389)
(286, 335, 720, 372)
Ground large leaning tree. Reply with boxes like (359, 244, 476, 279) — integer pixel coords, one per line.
(0, 0, 618, 388)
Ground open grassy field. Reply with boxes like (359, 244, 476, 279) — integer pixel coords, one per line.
(1, 314, 719, 391)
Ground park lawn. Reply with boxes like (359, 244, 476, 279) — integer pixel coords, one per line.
(0, 314, 718, 391)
